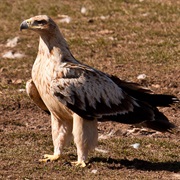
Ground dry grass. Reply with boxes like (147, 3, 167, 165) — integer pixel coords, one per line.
(0, 0, 179, 179)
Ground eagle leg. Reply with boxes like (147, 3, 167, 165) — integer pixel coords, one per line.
(72, 114, 98, 168)
(39, 115, 72, 163)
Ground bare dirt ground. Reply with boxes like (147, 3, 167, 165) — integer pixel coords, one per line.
(0, 0, 180, 179)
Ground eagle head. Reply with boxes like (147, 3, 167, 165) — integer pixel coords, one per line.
(20, 15, 56, 33)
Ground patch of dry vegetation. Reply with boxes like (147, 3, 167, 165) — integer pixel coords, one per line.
(0, 0, 179, 179)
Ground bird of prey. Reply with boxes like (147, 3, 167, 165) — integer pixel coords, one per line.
(20, 15, 179, 167)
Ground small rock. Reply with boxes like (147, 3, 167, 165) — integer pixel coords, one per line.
(91, 169, 98, 174)
(2, 51, 24, 59)
(100, 15, 109, 20)
(108, 37, 115, 41)
(137, 74, 146, 80)
(142, 13, 149, 17)
(130, 143, 140, 149)
(18, 89, 26, 93)
(2, 51, 14, 58)
(151, 84, 160, 88)
(14, 52, 24, 59)
(95, 148, 109, 154)
(6, 36, 19, 48)
(81, 7, 87, 14)
(58, 15, 71, 23)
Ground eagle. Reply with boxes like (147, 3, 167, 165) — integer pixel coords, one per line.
(20, 15, 179, 167)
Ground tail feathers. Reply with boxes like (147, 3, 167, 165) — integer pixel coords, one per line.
(143, 94, 179, 107)
(110, 75, 179, 107)
(102, 99, 175, 132)
(139, 111, 175, 132)
(142, 120, 175, 132)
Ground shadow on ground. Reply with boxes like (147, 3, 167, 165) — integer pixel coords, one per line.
(89, 157, 180, 172)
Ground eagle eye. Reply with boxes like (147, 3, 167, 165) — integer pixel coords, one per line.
(35, 20, 47, 26)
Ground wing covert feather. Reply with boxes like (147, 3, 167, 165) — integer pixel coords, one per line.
(50, 63, 137, 119)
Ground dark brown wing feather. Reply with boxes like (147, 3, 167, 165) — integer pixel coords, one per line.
(110, 75, 179, 107)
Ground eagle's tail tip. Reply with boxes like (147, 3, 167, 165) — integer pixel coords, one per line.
(141, 120, 176, 133)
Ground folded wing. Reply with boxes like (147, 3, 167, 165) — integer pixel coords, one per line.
(50, 63, 155, 124)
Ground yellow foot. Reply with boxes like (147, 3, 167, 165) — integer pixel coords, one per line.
(39, 154, 60, 162)
(71, 161, 86, 167)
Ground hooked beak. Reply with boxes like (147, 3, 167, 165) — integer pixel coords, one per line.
(20, 20, 30, 31)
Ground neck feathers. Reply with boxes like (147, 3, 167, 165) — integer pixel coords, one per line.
(38, 28, 78, 64)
